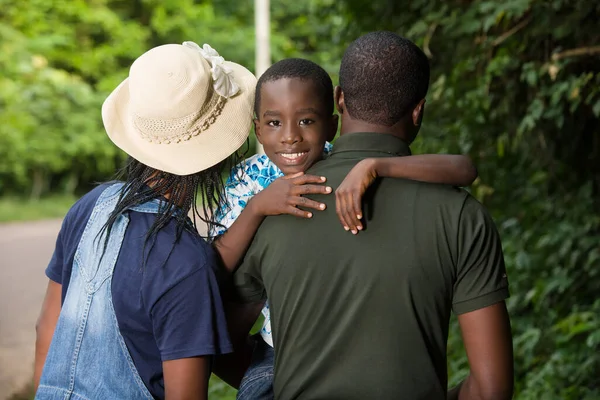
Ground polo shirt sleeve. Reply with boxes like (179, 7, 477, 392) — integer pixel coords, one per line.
(452, 195, 509, 315)
(232, 247, 267, 303)
(150, 264, 233, 360)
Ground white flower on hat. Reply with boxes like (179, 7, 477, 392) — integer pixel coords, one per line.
(182, 41, 240, 99)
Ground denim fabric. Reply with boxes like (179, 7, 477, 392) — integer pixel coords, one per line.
(236, 336, 275, 400)
(36, 183, 159, 399)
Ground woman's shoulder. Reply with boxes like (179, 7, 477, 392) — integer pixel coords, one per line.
(138, 226, 220, 294)
(63, 182, 117, 229)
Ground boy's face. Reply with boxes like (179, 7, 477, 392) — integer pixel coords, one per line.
(255, 78, 337, 175)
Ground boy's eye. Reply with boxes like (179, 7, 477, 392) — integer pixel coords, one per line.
(267, 120, 281, 127)
(299, 119, 314, 126)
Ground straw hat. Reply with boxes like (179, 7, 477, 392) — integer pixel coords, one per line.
(102, 42, 257, 175)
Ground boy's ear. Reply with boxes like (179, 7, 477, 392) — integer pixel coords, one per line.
(328, 114, 339, 142)
(254, 119, 263, 144)
(334, 86, 344, 114)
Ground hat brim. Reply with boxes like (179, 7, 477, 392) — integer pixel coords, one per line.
(102, 61, 257, 176)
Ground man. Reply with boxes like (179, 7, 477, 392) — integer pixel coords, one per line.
(232, 31, 514, 400)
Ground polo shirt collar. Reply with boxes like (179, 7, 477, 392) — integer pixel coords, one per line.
(329, 132, 412, 158)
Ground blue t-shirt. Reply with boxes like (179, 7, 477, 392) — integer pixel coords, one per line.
(46, 183, 232, 398)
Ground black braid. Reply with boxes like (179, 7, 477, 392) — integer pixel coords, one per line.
(97, 141, 247, 268)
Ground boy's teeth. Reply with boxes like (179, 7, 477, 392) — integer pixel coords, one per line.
(281, 152, 306, 159)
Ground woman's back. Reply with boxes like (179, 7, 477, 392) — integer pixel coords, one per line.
(39, 183, 231, 398)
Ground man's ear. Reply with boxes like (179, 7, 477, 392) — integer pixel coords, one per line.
(412, 98, 426, 127)
(334, 86, 345, 114)
(327, 114, 339, 142)
(254, 119, 263, 144)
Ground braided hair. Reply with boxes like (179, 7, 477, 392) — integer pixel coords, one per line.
(98, 146, 245, 267)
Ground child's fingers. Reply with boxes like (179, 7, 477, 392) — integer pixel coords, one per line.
(286, 206, 313, 219)
(335, 191, 351, 231)
(341, 192, 362, 234)
(344, 203, 360, 235)
(290, 196, 326, 211)
(337, 191, 360, 234)
(293, 184, 332, 195)
(292, 174, 327, 185)
(352, 193, 363, 228)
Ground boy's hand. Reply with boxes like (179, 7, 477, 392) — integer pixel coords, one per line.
(250, 172, 332, 218)
(335, 158, 378, 234)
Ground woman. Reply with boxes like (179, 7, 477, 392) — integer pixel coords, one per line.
(34, 41, 255, 400)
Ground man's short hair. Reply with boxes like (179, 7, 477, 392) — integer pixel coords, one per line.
(254, 58, 334, 117)
(339, 31, 430, 126)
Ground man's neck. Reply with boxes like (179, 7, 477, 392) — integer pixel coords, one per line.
(339, 116, 412, 142)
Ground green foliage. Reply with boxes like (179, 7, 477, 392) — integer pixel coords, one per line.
(208, 375, 237, 399)
(1, 0, 599, 398)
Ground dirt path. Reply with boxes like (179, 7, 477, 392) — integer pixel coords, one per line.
(0, 219, 62, 400)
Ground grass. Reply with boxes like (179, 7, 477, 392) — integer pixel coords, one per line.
(0, 195, 76, 222)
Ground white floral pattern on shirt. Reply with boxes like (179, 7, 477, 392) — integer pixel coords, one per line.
(211, 142, 332, 347)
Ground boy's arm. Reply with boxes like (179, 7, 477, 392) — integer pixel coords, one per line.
(214, 172, 331, 273)
(335, 155, 478, 233)
(373, 154, 477, 186)
(213, 202, 268, 274)
(34, 280, 62, 390)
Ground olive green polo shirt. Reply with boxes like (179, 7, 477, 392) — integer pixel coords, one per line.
(234, 132, 509, 400)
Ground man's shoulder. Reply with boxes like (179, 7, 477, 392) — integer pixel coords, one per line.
(381, 178, 472, 208)
(404, 183, 497, 238)
(410, 180, 470, 200)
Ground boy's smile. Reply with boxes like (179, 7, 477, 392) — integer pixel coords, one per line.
(255, 78, 337, 175)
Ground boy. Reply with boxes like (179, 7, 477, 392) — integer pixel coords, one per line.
(212, 58, 477, 399)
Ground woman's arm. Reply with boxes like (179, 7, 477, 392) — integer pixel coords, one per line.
(335, 154, 478, 233)
(163, 357, 210, 400)
(214, 172, 331, 273)
(34, 280, 62, 390)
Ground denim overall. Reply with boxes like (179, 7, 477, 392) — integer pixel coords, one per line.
(36, 183, 156, 400)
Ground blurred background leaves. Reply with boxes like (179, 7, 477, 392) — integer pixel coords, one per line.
(1, 0, 598, 398)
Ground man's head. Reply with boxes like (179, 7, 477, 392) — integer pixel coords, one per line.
(336, 31, 430, 143)
(254, 58, 338, 175)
